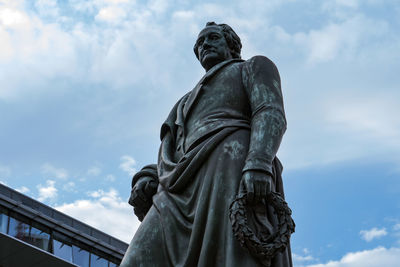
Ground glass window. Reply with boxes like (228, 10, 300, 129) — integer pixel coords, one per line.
(72, 245, 90, 267)
(53, 239, 73, 262)
(29, 226, 50, 251)
(0, 213, 8, 234)
(90, 253, 108, 267)
(8, 217, 29, 242)
(108, 262, 117, 267)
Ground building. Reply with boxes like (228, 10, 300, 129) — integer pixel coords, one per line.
(0, 183, 128, 267)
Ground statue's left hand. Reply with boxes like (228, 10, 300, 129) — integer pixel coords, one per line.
(240, 170, 273, 205)
(128, 176, 158, 221)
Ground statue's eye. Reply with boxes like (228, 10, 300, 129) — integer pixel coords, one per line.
(210, 34, 220, 40)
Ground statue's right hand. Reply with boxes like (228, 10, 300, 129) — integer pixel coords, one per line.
(128, 176, 158, 221)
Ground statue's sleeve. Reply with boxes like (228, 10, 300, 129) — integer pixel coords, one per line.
(131, 164, 158, 188)
(241, 55, 287, 176)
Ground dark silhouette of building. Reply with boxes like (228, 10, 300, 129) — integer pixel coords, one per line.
(0, 183, 128, 267)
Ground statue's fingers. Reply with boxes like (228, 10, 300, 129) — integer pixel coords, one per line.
(131, 190, 148, 207)
(239, 178, 246, 194)
(266, 179, 272, 194)
(128, 189, 138, 206)
(246, 179, 254, 204)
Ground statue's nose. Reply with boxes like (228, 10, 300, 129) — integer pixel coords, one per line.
(202, 41, 211, 50)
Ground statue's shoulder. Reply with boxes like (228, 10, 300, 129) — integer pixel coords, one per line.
(244, 55, 278, 70)
(242, 55, 280, 77)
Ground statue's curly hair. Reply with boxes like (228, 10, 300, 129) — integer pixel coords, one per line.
(194, 22, 242, 59)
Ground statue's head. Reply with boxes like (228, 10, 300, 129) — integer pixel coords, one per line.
(194, 22, 242, 71)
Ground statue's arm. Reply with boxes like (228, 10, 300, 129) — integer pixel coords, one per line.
(128, 164, 159, 221)
(240, 56, 287, 202)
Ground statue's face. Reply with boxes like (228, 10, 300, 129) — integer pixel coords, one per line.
(196, 26, 233, 71)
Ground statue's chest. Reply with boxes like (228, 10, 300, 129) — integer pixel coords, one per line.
(196, 67, 248, 111)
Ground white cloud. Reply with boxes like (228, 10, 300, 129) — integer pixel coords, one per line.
(393, 223, 400, 244)
(277, 24, 400, 171)
(95, 6, 126, 23)
(16, 186, 30, 194)
(87, 166, 101, 176)
(119, 155, 137, 176)
(172, 10, 195, 20)
(293, 248, 315, 266)
(326, 96, 400, 142)
(55, 188, 138, 243)
(294, 253, 314, 261)
(307, 247, 400, 267)
(41, 163, 68, 179)
(87, 190, 102, 198)
(360, 227, 388, 242)
(304, 93, 400, 169)
(293, 14, 388, 63)
(0, 7, 28, 26)
(0, 3, 84, 100)
(37, 180, 58, 202)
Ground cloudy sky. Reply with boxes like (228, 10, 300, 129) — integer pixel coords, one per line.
(1, 0, 399, 266)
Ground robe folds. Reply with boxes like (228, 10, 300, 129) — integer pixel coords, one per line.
(121, 56, 293, 267)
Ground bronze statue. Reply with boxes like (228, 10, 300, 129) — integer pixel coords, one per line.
(120, 22, 294, 267)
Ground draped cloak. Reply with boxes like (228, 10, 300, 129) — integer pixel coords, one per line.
(121, 56, 293, 267)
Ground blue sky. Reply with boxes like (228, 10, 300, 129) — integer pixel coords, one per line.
(0, 0, 399, 266)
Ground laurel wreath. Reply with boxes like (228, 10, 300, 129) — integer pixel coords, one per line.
(229, 192, 295, 267)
